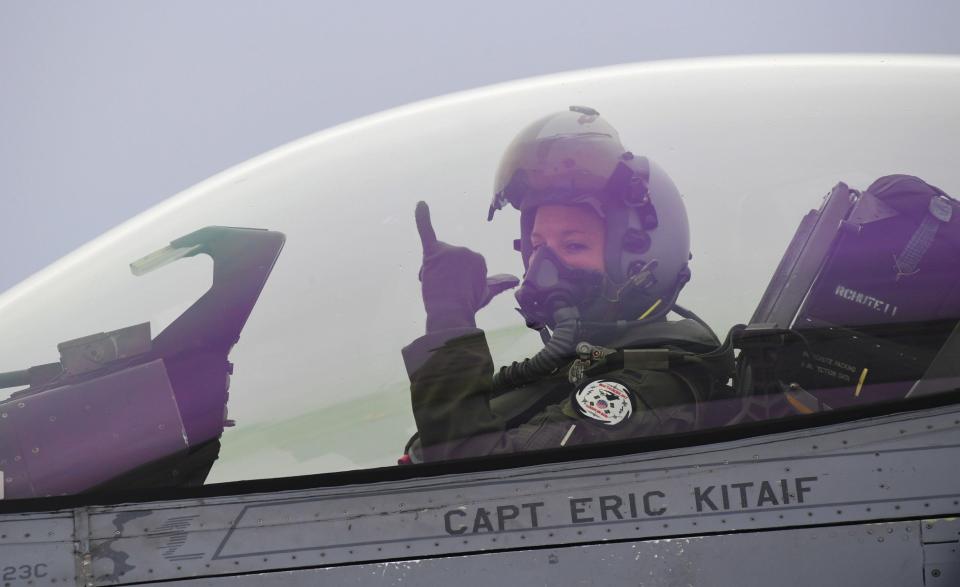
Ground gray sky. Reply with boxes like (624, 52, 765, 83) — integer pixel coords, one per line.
(2, 0, 959, 293)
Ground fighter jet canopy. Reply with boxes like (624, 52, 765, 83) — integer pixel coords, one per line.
(1, 56, 959, 500)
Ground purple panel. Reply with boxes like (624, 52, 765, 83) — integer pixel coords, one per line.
(799, 182, 960, 328)
(0, 410, 35, 499)
(3, 359, 187, 498)
(163, 351, 230, 446)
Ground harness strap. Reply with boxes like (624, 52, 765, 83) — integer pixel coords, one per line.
(894, 195, 953, 279)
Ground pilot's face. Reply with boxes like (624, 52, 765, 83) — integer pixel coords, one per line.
(530, 204, 606, 273)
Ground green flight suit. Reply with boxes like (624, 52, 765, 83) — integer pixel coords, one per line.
(402, 318, 725, 463)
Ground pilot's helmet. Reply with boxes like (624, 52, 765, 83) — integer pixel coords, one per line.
(488, 106, 691, 324)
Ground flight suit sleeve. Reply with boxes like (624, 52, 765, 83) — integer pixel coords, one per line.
(402, 329, 504, 461)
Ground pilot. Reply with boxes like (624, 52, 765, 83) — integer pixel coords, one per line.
(402, 106, 729, 463)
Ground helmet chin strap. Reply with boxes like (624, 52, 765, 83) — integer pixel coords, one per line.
(572, 259, 666, 323)
(570, 260, 691, 333)
(600, 259, 659, 303)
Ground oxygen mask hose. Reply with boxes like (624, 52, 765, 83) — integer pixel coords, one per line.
(493, 304, 581, 392)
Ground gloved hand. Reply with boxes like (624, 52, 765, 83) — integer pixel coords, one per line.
(416, 201, 519, 332)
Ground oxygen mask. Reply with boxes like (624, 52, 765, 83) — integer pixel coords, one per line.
(515, 245, 603, 330)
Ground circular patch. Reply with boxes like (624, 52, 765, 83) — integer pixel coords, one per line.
(573, 379, 635, 427)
